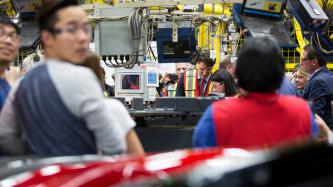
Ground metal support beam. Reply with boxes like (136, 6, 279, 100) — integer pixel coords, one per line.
(82, 0, 243, 9)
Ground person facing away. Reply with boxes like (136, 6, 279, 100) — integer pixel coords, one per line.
(301, 44, 333, 129)
(0, 14, 20, 111)
(193, 36, 319, 150)
(0, 0, 144, 156)
(209, 69, 238, 97)
(176, 52, 214, 97)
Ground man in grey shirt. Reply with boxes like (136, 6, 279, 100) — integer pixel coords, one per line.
(0, 0, 144, 156)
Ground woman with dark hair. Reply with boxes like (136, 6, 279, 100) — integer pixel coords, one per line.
(209, 69, 238, 97)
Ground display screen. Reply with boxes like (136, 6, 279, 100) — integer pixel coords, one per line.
(162, 41, 191, 59)
(11, 0, 42, 13)
(121, 74, 140, 90)
(244, 0, 285, 13)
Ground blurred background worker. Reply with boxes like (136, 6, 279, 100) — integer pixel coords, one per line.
(218, 55, 236, 78)
(0, 15, 20, 111)
(176, 52, 214, 97)
(159, 63, 191, 97)
(175, 63, 191, 77)
(193, 36, 320, 149)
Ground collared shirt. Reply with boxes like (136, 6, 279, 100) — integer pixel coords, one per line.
(197, 74, 211, 95)
(309, 66, 325, 80)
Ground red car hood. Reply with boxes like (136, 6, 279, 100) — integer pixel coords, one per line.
(0, 147, 255, 187)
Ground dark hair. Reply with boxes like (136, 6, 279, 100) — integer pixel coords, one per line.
(303, 44, 327, 67)
(236, 36, 285, 93)
(37, 0, 79, 33)
(0, 13, 20, 34)
(210, 69, 238, 97)
(197, 51, 215, 67)
(81, 52, 106, 92)
(218, 55, 232, 70)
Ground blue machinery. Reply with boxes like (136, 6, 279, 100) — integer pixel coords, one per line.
(288, 0, 333, 62)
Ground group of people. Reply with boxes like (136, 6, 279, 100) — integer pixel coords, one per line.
(158, 39, 333, 150)
(159, 53, 238, 98)
(193, 37, 333, 149)
(0, 0, 332, 157)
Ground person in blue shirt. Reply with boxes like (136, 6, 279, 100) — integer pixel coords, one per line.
(278, 75, 297, 96)
(0, 14, 20, 111)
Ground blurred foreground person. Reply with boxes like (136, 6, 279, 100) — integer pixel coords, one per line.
(0, 0, 144, 156)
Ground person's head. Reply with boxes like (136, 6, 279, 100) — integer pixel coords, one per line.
(175, 63, 190, 77)
(301, 44, 327, 74)
(218, 55, 235, 77)
(38, 0, 90, 64)
(236, 36, 285, 93)
(0, 15, 20, 67)
(294, 66, 309, 91)
(210, 69, 238, 97)
(195, 52, 214, 80)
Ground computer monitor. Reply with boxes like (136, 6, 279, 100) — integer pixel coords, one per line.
(115, 64, 158, 102)
(117, 72, 144, 94)
(243, 0, 286, 17)
(156, 22, 196, 63)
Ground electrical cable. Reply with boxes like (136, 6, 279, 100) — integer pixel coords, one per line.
(313, 32, 333, 54)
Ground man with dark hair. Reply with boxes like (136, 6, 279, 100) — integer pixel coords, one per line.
(0, 15, 20, 111)
(301, 44, 333, 129)
(0, 0, 144, 156)
(193, 36, 319, 149)
(176, 52, 214, 97)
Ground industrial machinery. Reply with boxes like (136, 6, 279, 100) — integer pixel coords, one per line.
(11, 0, 41, 50)
(114, 63, 159, 102)
(90, 1, 237, 103)
(288, 0, 333, 62)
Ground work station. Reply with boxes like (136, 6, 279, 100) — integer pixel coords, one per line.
(0, 0, 332, 186)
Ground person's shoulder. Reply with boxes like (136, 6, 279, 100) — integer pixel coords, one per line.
(310, 72, 333, 88)
(47, 61, 96, 82)
(50, 61, 93, 75)
(47, 60, 101, 94)
(213, 97, 239, 110)
(312, 68, 331, 80)
(279, 95, 309, 110)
